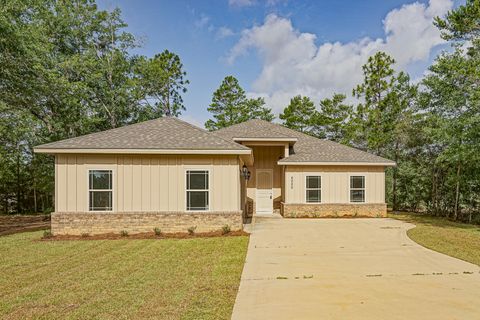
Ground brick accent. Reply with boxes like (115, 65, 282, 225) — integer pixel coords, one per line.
(51, 211, 243, 235)
(281, 203, 387, 218)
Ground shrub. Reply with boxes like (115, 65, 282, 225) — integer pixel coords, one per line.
(187, 226, 196, 235)
(43, 230, 53, 239)
(222, 225, 231, 235)
(153, 228, 162, 236)
(120, 230, 129, 237)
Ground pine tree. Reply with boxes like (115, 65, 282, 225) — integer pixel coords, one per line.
(205, 76, 274, 130)
(279, 95, 316, 134)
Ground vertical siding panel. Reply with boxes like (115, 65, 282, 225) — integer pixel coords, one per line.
(76, 155, 85, 212)
(213, 157, 222, 211)
(117, 156, 124, 212)
(233, 157, 240, 211)
(132, 157, 142, 211)
(141, 157, 151, 211)
(123, 156, 133, 212)
(168, 156, 177, 211)
(366, 172, 376, 203)
(323, 172, 330, 204)
(380, 172, 385, 203)
(159, 157, 168, 211)
(57, 155, 67, 212)
(151, 157, 160, 211)
(66, 155, 76, 212)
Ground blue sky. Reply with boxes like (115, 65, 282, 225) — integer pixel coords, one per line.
(97, 0, 460, 127)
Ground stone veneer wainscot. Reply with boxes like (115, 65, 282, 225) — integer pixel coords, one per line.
(51, 211, 243, 235)
(281, 203, 387, 218)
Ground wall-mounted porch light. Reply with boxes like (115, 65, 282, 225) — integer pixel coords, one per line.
(242, 165, 251, 181)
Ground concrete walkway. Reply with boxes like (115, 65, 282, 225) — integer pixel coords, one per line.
(232, 218, 480, 320)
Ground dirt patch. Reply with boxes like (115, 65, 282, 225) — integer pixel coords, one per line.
(41, 230, 249, 241)
(0, 215, 50, 236)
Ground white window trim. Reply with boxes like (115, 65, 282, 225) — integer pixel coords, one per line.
(349, 175, 366, 203)
(185, 169, 211, 212)
(304, 175, 322, 204)
(87, 168, 114, 212)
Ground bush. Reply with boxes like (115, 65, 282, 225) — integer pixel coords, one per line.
(43, 230, 53, 238)
(153, 227, 162, 236)
(222, 225, 231, 234)
(187, 226, 196, 235)
(120, 230, 129, 237)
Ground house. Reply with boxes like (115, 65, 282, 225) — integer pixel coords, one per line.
(34, 117, 395, 235)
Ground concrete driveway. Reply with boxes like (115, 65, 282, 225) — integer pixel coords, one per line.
(232, 217, 480, 320)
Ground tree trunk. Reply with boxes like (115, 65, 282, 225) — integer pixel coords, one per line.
(33, 186, 37, 213)
(431, 166, 437, 215)
(453, 162, 461, 221)
(16, 150, 21, 213)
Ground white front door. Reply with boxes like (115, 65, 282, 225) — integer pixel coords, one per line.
(256, 169, 273, 214)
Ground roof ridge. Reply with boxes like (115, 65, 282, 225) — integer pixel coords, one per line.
(177, 119, 248, 149)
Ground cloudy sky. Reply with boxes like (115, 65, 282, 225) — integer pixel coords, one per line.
(98, 0, 460, 127)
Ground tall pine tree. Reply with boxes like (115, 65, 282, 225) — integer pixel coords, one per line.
(205, 76, 274, 130)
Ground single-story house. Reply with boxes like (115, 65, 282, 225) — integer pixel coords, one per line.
(34, 117, 395, 235)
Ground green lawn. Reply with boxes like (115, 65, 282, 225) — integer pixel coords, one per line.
(0, 231, 249, 320)
(388, 212, 480, 266)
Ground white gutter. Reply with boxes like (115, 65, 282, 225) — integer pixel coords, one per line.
(277, 161, 396, 167)
(34, 148, 252, 155)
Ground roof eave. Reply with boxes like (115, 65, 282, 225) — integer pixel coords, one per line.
(34, 148, 252, 155)
(277, 161, 396, 166)
(233, 137, 297, 143)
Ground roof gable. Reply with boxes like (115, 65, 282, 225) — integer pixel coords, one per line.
(215, 119, 395, 165)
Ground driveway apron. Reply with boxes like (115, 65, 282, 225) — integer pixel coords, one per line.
(232, 218, 480, 320)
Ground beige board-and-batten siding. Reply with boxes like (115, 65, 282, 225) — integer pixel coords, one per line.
(282, 165, 387, 217)
(53, 154, 242, 235)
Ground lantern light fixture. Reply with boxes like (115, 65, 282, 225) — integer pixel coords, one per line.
(242, 165, 251, 181)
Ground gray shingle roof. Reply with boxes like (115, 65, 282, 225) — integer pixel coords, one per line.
(35, 117, 250, 151)
(35, 117, 395, 164)
(214, 119, 395, 164)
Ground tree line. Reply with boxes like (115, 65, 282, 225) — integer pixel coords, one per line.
(203, 1, 480, 223)
(1, 0, 479, 223)
(0, 0, 188, 213)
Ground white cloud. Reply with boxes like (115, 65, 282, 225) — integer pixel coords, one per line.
(227, 0, 453, 113)
(216, 26, 235, 39)
(195, 14, 210, 29)
(229, 0, 255, 7)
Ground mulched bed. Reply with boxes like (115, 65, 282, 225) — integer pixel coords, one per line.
(0, 215, 50, 236)
(42, 230, 249, 241)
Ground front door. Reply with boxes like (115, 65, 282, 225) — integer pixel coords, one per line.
(256, 169, 273, 214)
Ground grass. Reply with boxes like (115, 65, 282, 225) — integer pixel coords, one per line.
(388, 212, 480, 266)
(0, 231, 249, 320)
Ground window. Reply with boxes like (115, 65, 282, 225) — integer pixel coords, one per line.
(186, 170, 209, 211)
(306, 176, 321, 203)
(350, 176, 365, 203)
(89, 170, 112, 211)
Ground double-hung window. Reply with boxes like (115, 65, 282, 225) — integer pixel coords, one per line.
(186, 170, 209, 211)
(306, 176, 321, 203)
(89, 170, 113, 211)
(350, 176, 365, 203)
